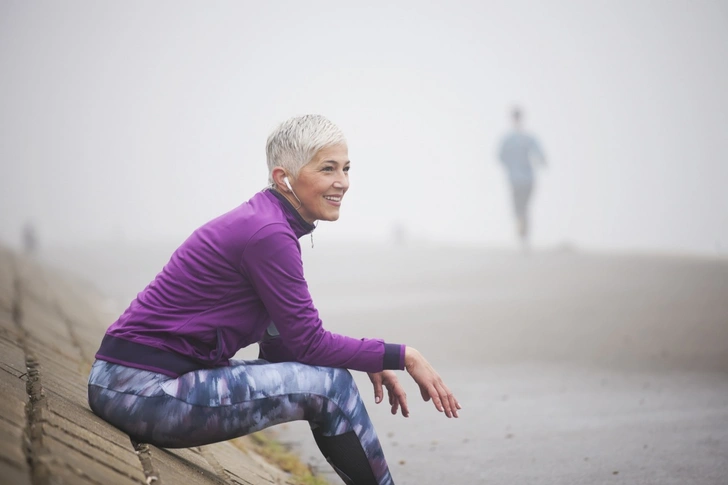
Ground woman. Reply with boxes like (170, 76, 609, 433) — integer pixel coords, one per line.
(88, 114, 460, 485)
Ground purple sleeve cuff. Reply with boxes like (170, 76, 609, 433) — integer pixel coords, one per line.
(383, 343, 406, 370)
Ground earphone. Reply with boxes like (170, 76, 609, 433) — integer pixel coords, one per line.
(281, 174, 303, 210)
(281, 174, 314, 244)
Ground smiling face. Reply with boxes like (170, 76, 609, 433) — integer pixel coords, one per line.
(288, 143, 350, 223)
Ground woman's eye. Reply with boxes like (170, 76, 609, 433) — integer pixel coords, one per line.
(322, 166, 334, 172)
(344, 166, 350, 172)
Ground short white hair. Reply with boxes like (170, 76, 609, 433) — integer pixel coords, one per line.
(266, 114, 347, 185)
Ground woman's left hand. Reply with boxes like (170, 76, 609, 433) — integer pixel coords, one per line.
(367, 370, 409, 417)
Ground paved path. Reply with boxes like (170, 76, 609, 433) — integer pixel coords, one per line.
(0, 245, 296, 485)
(278, 245, 728, 485)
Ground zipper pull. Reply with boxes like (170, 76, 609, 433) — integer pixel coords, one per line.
(310, 222, 318, 248)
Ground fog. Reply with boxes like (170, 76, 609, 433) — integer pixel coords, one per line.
(2, 0, 727, 255)
(2, 5, 727, 483)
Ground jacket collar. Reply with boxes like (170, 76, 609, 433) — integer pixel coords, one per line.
(264, 188, 316, 239)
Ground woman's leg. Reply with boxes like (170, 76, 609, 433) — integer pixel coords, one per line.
(88, 359, 393, 485)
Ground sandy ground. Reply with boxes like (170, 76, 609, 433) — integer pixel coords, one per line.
(42, 242, 728, 484)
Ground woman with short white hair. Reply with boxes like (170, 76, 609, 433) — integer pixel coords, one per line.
(88, 114, 460, 485)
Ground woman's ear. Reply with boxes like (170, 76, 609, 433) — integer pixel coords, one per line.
(271, 167, 289, 192)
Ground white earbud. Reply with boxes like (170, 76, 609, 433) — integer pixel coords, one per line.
(282, 175, 303, 210)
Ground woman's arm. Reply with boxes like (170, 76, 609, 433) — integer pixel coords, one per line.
(243, 224, 404, 373)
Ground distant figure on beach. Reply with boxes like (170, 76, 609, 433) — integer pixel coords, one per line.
(497, 106, 547, 247)
(88, 115, 459, 485)
(22, 222, 38, 255)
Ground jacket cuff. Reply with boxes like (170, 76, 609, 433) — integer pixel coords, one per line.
(383, 343, 406, 370)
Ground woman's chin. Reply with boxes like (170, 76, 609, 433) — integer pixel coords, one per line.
(322, 211, 341, 222)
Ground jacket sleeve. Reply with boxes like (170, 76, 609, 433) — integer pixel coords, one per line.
(242, 223, 404, 372)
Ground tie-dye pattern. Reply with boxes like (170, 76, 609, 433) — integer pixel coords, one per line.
(88, 359, 394, 484)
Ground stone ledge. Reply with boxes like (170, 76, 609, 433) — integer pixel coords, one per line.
(0, 245, 302, 485)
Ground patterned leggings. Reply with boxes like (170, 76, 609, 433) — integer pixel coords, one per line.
(87, 359, 393, 485)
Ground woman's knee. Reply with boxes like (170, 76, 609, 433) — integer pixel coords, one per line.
(324, 367, 356, 390)
(294, 365, 358, 401)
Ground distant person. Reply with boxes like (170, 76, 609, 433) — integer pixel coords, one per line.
(88, 114, 460, 485)
(22, 222, 38, 255)
(497, 107, 547, 247)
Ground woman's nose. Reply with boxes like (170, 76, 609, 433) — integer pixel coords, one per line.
(333, 172, 349, 189)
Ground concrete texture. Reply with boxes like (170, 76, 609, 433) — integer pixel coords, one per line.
(0, 245, 297, 485)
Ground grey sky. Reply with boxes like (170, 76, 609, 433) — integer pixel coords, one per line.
(1, 0, 727, 254)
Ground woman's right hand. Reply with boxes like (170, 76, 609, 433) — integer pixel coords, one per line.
(404, 347, 461, 418)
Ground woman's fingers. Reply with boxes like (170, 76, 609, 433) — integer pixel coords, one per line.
(369, 373, 384, 404)
(438, 385, 455, 418)
(396, 389, 410, 417)
(451, 391, 462, 415)
(428, 384, 443, 412)
(385, 378, 410, 417)
(424, 382, 460, 418)
(420, 385, 431, 402)
(400, 400, 410, 417)
(440, 386, 457, 418)
(437, 383, 461, 418)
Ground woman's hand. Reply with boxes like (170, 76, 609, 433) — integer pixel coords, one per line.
(367, 370, 409, 417)
(404, 347, 461, 418)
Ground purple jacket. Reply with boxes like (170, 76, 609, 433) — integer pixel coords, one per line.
(95, 189, 405, 377)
